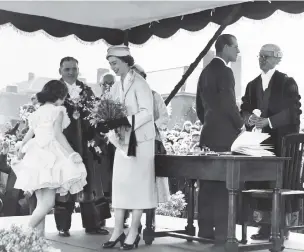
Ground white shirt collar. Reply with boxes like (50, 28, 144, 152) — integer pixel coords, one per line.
(215, 56, 228, 67)
(260, 68, 276, 91)
(64, 81, 76, 92)
(261, 68, 276, 77)
(64, 81, 76, 86)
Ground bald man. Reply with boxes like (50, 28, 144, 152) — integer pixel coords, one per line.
(240, 44, 302, 240)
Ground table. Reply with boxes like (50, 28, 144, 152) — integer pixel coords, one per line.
(143, 154, 289, 252)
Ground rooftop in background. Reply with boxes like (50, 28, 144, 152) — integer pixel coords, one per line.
(1, 50, 242, 98)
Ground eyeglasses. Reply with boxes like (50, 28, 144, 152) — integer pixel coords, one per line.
(258, 55, 270, 60)
(102, 82, 114, 87)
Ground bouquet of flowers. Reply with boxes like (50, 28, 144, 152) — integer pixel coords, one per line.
(86, 93, 127, 141)
(19, 104, 36, 122)
(0, 224, 60, 252)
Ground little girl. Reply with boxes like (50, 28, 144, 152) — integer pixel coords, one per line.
(12, 80, 87, 231)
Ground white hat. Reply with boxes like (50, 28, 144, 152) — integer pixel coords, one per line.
(106, 45, 131, 58)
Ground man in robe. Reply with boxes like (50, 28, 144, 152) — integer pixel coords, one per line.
(196, 34, 244, 244)
(240, 44, 302, 240)
(54, 57, 109, 237)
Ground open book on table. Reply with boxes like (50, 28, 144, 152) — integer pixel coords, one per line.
(231, 131, 275, 157)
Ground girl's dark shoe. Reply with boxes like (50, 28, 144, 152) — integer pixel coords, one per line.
(121, 234, 141, 250)
(102, 232, 126, 249)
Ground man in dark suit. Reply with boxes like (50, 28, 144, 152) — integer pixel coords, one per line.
(196, 34, 244, 243)
(240, 44, 302, 240)
(54, 57, 110, 237)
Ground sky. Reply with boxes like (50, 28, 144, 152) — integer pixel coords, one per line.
(0, 10, 304, 96)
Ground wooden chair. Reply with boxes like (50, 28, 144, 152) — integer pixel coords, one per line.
(240, 133, 304, 245)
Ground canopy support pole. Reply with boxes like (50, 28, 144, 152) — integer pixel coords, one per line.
(164, 5, 242, 105)
(123, 30, 129, 46)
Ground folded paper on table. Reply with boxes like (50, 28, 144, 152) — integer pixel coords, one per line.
(231, 131, 274, 156)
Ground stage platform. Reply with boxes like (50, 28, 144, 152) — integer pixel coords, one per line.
(1, 213, 304, 251)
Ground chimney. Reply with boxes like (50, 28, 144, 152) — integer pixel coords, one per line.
(6, 85, 18, 93)
(28, 72, 35, 81)
(97, 68, 109, 84)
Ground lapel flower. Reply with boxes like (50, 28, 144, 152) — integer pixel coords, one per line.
(69, 85, 82, 100)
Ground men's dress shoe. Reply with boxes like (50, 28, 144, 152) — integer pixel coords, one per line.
(100, 220, 106, 227)
(58, 230, 70, 237)
(250, 233, 269, 240)
(85, 227, 109, 235)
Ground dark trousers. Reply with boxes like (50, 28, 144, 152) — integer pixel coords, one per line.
(54, 200, 102, 231)
(197, 145, 230, 243)
(198, 181, 229, 242)
(2, 170, 23, 216)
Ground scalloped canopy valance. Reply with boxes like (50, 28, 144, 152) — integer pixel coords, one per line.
(0, 1, 303, 45)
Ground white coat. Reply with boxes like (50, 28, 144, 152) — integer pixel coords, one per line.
(111, 70, 157, 209)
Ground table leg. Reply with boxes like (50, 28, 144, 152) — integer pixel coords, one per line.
(185, 179, 196, 242)
(225, 189, 239, 252)
(270, 188, 282, 252)
(240, 194, 248, 244)
(143, 208, 155, 245)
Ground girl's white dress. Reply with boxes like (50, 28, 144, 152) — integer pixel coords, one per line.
(12, 104, 87, 196)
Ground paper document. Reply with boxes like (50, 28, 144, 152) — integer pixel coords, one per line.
(231, 131, 274, 156)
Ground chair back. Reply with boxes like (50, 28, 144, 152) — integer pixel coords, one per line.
(281, 133, 304, 190)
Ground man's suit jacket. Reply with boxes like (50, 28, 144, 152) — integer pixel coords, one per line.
(58, 79, 96, 201)
(240, 70, 301, 155)
(196, 58, 243, 151)
(62, 79, 95, 160)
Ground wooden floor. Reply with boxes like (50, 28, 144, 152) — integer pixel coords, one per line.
(1, 213, 304, 251)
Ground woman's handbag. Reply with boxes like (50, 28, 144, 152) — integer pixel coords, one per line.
(154, 124, 166, 155)
(155, 139, 166, 154)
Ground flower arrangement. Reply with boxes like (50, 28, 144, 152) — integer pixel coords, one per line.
(87, 94, 127, 125)
(86, 93, 127, 142)
(0, 224, 60, 252)
(19, 104, 36, 122)
(156, 191, 187, 217)
(0, 134, 18, 167)
(65, 83, 93, 120)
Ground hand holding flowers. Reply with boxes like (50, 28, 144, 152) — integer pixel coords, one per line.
(86, 94, 128, 139)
